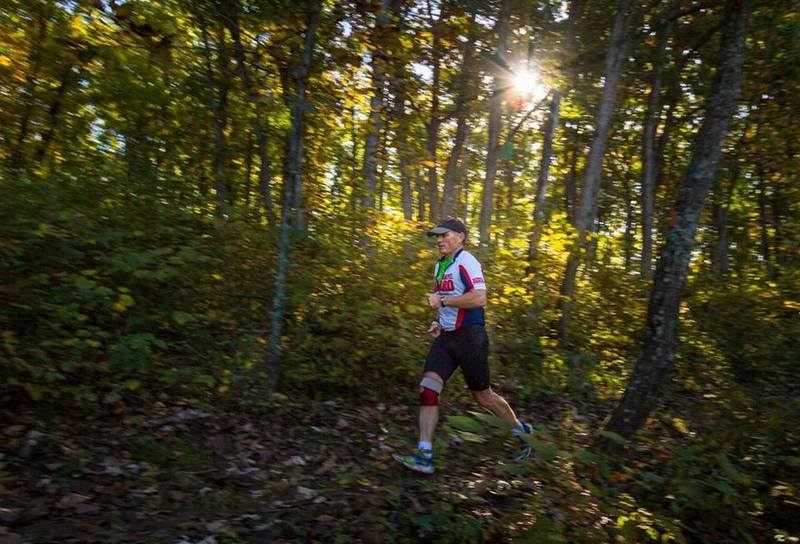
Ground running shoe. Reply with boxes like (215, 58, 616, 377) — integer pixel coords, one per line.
(512, 422, 534, 461)
(393, 449, 435, 474)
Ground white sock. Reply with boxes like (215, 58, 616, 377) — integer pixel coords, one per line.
(417, 441, 433, 453)
(511, 419, 526, 435)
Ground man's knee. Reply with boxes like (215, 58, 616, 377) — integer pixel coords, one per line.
(419, 373, 444, 406)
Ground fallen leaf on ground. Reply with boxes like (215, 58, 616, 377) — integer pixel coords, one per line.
(296, 486, 317, 499)
(74, 502, 101, 515)
(56, 493, 90, 509)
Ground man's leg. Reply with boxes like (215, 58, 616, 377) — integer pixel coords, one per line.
(471, 388, 533, 461)
(460, 327, 533, 460)
(418, 371, 444, 447)
(394, 371, 445, 474)
(471, 387, 518, 425)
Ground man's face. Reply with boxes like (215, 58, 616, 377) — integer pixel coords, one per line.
(436, 230, 464, 256)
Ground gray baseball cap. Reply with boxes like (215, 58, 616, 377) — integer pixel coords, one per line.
(427, 217, 467, 237)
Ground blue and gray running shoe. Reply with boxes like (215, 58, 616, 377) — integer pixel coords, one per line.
(393, 449, 435, 474)
(512, 422, 534, 461)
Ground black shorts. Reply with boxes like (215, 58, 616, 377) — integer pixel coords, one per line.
(424, 325, 490, 391)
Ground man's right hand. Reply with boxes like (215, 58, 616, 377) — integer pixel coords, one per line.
(427, 321, 442, 338)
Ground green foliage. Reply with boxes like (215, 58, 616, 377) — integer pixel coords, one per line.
(0, 184, 248, 404)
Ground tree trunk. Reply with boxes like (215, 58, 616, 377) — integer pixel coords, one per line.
(640, 18, 671, 278)
(243, 130, 254, 219)
(377, 119, 390, 211)
(391, 77, 413, 220)
(770, 176, 784, 274)
(199, 16, 229, 219)
(478, 0, 511, 249)
(362, 0, 392, 208)
(502, 144, 520, 246)
(603, 0, 750, 443)
(712, 139, 744, 276)
(266, 0, 321, 390)
(416, 170, 426, 222)
(222, 0, 275, 225)
(441, 14, 477, 217)
(756, 162, 772, 278)
(559, 0, 632, 342)
(655, 22, 721, 198)
(35, 62, 77, 163)
(564, 145, 579, 224)
(425, 6, 443, 221)
(623, 172, 634, 271)
(349, 105, 361, 232)
(528, 91, 561, 268)
(711, 186, 729, 276)
(10, 5, 51, 171)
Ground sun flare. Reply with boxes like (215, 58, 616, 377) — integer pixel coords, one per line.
(512, 69, 546, 100)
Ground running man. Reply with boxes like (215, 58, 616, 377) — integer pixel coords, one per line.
(394, 217, 533, 474)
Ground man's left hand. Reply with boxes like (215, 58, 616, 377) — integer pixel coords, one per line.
(427, 293, 443, 309)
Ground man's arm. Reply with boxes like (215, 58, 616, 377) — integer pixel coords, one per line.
(427, 289, 486, 309)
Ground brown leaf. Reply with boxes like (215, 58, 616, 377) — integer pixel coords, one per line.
(56, 493, 90, 510)
(314, 458, 337, 475)
(0, 508, 20, 524)
(168, 490, 186, 502)
(74, 502, 101, 515)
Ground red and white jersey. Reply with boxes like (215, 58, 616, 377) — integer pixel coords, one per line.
(433, 249, 486, 331)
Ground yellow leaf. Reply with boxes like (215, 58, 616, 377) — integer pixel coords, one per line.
(113, 294, 135, 312)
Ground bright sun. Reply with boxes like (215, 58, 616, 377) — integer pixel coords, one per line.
(512, 69, 546, 100)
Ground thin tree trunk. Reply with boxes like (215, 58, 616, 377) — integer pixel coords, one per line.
(711, 185, 729, 276)
(349, 106, 360, 227)
(377, 119, 390, 211)
(199, 17, 229, 218)
(655, 22, 721, 198)
(416, 170, 426, 221)
(559, 0, 632, 342)
(478, 0, 511, 249)
(502, 139, 522, 246)
(602, 0, 750, 444)
(641, 17, 671, 278)
(10, 5, 51, 171)
(243, 130, 254, 218)
(425, 3, 443, 220)
(712, 137, 744, 276)
(528, 91, 561, 268)
(441, 14, 477, 217)
(266, 0, 321, 390)
(35, 62, 77, 163)
(392, 77, 413, 220)
(564, 145, 579, 224)
(362, 0, 392, 208)
(529, 0, 580, 265)
(770, 176, 783, 274)
(623, 172, 634, 271)
(222, 0, 275, 225)
(756, 162, 773, 278)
